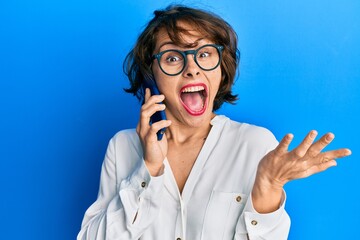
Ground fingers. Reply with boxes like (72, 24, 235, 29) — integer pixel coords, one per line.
(137, 102, 165, 134)
(306, 132, 351, 164)
(292, 130, 318, 158)
(143, 89, 165, 108)
(264, 129, 351, 184)
(300, 159, 338, 179)
(137, 88, 168, 138)
(140, 89, 165, 120)
(292, 131, 351, 178)
(274, 133, 294, 155)
(307, 132, 351, 159)
(321, 148, 352, 161)
(303, 148, 351, 177)
(144, 87, 151, 102)
(307, 132, 334, 156)
(147, 120, 171, 138)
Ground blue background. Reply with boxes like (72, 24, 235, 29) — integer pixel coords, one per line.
(0, 0, 359, 239)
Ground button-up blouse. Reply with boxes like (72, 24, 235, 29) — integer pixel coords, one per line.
(78, 115, 290, 240)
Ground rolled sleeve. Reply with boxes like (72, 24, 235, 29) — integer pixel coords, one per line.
(236, 190, 290, 240)
(118, 159, 164, 230)
(123, 158, 164, 198)
(120, 159, 164, 210)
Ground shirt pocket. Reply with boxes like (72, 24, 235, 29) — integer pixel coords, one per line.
(200, 190, 247, 240)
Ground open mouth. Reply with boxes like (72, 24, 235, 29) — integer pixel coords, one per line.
(179, 84, 208, 116)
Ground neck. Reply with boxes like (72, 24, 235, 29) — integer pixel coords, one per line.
(165, 114, 216, 145)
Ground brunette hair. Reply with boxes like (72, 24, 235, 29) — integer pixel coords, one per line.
(123, 4, 239, 110)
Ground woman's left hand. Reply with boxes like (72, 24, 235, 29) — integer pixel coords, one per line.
(252, 130, 351, 213)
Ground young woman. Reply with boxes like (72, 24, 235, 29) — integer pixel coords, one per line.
(78, 5, 351, 240)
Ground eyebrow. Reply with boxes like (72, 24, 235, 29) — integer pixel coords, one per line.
(157, 38, 206, 52)
(158, 41, 176, 51)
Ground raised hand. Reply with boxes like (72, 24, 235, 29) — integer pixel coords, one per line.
(252, 130, 351, 213)
(136, 88, 172, 176)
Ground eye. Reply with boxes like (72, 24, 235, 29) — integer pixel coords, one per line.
(161, 50, 183, 65)
(166, 56, 181, 62)
(198, 51, 210, 58)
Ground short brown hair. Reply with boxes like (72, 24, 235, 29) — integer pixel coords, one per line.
(123, 4, 239, 111)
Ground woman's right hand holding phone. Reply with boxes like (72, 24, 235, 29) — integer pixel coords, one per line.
(137, 88, 172, 176)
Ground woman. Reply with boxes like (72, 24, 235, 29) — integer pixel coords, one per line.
(78, 5, 351, 240)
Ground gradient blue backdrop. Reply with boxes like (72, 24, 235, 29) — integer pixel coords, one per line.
(0, 0, 359, 239)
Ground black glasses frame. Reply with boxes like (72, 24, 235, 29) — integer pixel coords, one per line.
(152, 44, 224, 76)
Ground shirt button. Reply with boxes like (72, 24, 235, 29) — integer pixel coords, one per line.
(236, 195, 242, 202)
(141, 182, 146, 188)
(251, 220, 258, 226)
(176, 238, 181, 240)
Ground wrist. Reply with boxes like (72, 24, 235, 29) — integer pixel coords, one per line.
(145, 161, 165, 176)
(251, 173, 284, 213)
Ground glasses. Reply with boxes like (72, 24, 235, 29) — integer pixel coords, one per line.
(152, 44, 224, 76)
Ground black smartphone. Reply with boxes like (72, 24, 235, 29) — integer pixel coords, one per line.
(143, 78, 167, 141)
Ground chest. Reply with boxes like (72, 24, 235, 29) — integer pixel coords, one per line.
(167, 141, 205, 193)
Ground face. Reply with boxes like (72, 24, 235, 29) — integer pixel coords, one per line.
(151, 23, 222, 128)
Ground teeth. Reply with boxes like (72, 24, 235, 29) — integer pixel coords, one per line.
(181, 86, 205, 93)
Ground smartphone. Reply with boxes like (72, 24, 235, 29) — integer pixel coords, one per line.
(143, 78, 167, 141)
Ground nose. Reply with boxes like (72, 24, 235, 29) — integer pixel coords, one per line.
(182, 54, 200, 78)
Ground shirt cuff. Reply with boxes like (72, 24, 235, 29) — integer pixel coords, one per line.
(126, 158, 165, 198)
(118, 159, 165, 229)
(242, 190, 288, 236)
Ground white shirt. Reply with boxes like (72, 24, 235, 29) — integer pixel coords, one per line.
(78, 115, 290, 240)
